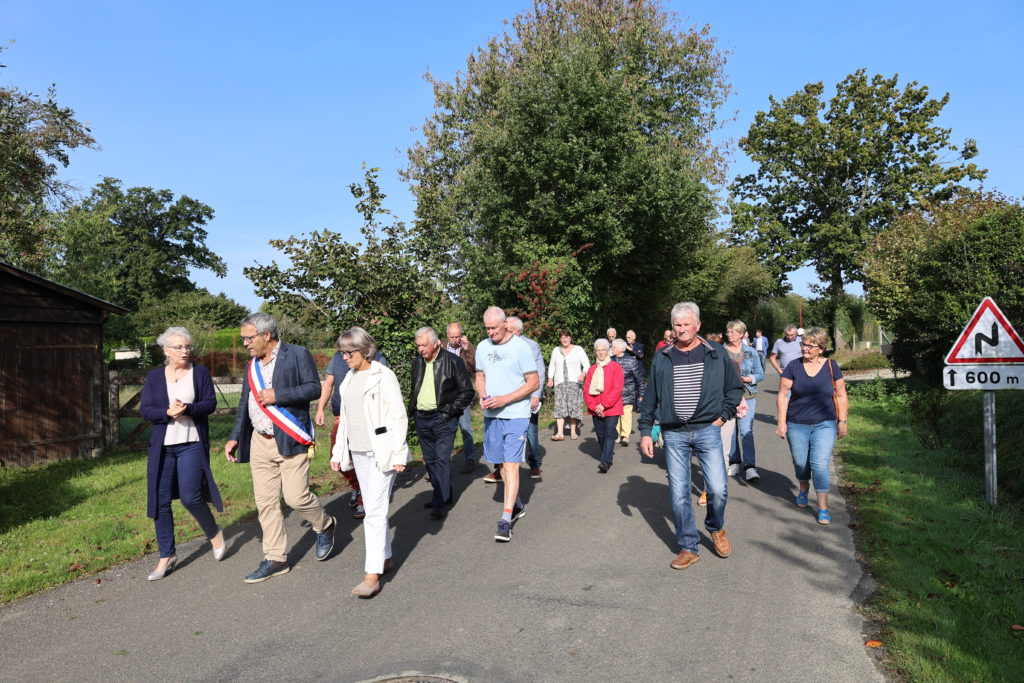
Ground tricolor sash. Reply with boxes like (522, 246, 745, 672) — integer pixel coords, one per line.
(247, 358, 314, 445)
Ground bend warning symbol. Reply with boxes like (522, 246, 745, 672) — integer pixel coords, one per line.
(945, 297, 1024, 364)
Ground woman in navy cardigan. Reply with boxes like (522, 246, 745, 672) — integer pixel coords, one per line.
(139, 326, 225, 580)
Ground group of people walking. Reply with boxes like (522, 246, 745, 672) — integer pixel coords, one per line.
(138, 303, 849, 594)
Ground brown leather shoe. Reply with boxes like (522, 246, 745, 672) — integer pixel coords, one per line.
(710, 529, 731, 558)
(670, 550, 700, 570)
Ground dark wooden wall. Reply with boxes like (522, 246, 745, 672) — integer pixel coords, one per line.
(0, 272, 108, 466)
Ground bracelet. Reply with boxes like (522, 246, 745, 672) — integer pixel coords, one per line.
(837, 419, 847, 423)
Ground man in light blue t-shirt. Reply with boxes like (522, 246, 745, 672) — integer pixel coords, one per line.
(770, 324, 802, 374)
(475, 306, 539, 542)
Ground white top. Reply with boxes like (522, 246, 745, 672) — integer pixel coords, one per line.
(331, 361, 410, 473)
(548, 345, 590, 386)
(342, 369, 374, 452)
(164, 367, 198, 445)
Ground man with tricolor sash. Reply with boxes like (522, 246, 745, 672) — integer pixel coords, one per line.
(225, 312, 337, 583)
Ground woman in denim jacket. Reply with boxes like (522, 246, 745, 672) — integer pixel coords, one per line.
(724, 320, 765, 482)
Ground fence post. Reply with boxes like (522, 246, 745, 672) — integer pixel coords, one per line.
(106, 370, 120, 447)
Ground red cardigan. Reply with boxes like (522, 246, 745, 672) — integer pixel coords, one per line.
(583, 361, 624, 416)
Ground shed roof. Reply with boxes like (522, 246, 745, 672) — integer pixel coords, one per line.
(0, 261, 129, 315)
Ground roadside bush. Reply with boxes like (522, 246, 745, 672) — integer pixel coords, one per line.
(836, 351, 891, 372)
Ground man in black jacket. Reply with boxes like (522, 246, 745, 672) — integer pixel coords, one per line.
(410, 326, 475, 518)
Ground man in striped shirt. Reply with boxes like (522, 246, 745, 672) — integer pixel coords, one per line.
(639, 302, 743, 571)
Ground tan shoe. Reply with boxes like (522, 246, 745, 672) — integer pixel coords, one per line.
(670, 550, 700, 570)
(710, 529, 731, 558)
(352, 579, 381, 598)
(697, 491, 707, 507)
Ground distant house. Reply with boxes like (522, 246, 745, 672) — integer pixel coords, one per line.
(0, 262, 128, 466)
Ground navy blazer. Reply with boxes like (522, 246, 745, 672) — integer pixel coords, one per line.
(228, 342, 321, 463)
(139, 364, 224, 519)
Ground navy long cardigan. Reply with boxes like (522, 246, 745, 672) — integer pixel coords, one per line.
(139, 364, 224, 519)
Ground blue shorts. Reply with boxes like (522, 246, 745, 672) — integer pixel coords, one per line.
(483, 417, 529, 464)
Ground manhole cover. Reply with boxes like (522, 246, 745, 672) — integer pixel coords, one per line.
(374, 678, 459, 683)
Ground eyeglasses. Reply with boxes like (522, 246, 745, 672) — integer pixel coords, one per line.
(240, 335, 258, 343)
(800, 343, 820, 349)
(167, 345, 192, 351)
(341, 350, 360, 358)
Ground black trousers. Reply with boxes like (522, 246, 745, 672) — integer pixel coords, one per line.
(414, 411, 459, 507)
(592, 414, 620, 466)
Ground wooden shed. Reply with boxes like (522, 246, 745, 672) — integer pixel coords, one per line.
(0, 262, 127, 466)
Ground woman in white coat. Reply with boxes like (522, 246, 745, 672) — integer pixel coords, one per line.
(331, 327, 409, 598)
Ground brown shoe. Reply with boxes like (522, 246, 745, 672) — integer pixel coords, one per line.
(710, 529, 731, 558)
(671, 550, 700, 570)
(697, 491, 707, 507)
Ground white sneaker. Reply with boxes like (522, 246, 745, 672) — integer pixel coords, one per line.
(745, 467, 761, 483)
(727, 463, 741, 477)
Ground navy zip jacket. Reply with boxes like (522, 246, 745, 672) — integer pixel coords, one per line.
(637, 337, 743, 435)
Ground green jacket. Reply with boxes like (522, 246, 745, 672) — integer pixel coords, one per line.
(638, 337, 743, 435)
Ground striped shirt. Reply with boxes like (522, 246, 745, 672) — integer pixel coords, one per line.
(669, 345, 705, 422)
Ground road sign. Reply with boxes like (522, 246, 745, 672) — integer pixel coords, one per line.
(945, 297, 1024, 364)
(944, 365, 1024, 390)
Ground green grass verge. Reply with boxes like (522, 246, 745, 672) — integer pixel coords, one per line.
(841, 380, 1024, 680)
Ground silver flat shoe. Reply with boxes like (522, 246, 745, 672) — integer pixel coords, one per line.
(211, 527, 226, 561)
(147, 555, 177, 581)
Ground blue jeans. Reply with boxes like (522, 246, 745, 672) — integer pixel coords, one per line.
(458, 405, 475, 462)
(414, 412, 459, 507)
(731, 397, 757, 468)
(663, 424, 727, 553)
(592, 414, 619, 465)
(154, 441, 219, 558)
(526, 411, 542, 468)
(786, 421, 836, 492)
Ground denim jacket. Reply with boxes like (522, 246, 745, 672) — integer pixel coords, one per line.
(737, 342, 765, 395)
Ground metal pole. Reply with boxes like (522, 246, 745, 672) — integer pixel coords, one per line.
(983, 390, 997, 506)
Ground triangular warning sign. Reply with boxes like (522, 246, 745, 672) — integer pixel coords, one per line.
(945, 297, 1024, 364)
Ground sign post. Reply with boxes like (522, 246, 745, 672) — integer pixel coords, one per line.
(944, 297, 1024, 506)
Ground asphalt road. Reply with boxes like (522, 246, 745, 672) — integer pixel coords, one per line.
(0, 371, 883, 682)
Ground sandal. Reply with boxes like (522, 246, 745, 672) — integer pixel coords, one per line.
(551, 435, 565, 441)
(795, 490, 809, 508)
(570, 432, 578, 440)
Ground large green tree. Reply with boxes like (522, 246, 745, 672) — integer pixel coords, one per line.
(864, 193, 1024, 379)
(404, 0, 730, 342)
(50, 178, 225, 340)
(730, 69, 986, 339)
(0, 64, 97, 268)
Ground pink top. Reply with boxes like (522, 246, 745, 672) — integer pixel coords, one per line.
(583, 362, 624, 416)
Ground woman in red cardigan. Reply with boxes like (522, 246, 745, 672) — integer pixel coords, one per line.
(583, 338, 624, 473)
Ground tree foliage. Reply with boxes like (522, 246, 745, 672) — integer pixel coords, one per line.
(49, 178, 225, 341)
(730, 69, 986, 337)
(864, 193, 1024, 379)
(244, 167, 444, 390)
(405, 0, 730, 342)
(0, 64, 97, 269)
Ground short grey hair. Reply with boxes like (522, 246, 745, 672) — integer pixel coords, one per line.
(611, 338, 627, 353)
(594, 338, 610, 351)
(508, 316, 524, 333)
(157, 326, 192, 348)
(483, 306, 507, 323)
(446, 322, 463, 336)
(606, 327, 617, 336)
(415, 326, 438, 343)
(670, 302, 700, 324)
(337, 326, 377, 359)
(785, 323, 798, 333)
(240, 312, 279, 339)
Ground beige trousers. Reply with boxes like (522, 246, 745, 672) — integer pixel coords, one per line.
(249, 433, 330, 562)
(616, 405, 634, 441)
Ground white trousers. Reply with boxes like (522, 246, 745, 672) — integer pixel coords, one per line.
(721, 418, 737, 467)
(351, 450, 396, 574)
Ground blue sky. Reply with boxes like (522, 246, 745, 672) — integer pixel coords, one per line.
(3, 1, 1021, 310)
